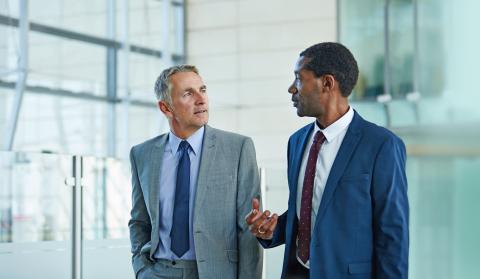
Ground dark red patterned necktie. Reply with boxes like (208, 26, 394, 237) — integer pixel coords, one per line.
(298, 131, 326, 264)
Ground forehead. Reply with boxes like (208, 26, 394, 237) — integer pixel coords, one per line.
(170, 71, 204, 89)
(293, 56, 311, 74)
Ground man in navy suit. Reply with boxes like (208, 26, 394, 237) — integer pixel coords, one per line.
(246, 42, 409, 279)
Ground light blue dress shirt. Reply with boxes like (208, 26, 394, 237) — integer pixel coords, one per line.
(154, 126, 204, 260)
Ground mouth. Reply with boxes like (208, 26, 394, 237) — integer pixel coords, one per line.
(194, 109, 208, 114)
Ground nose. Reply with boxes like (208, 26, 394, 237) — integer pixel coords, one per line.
(288, 82, 297, 95)
(195, 90, 207, 104)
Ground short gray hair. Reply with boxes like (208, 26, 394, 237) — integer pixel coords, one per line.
(154, 64, 199, 104)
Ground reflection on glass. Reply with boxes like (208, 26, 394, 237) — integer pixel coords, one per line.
(339, 0, 445, 99)
(0, 151, 72, 243)
(82, 156, 131, 240)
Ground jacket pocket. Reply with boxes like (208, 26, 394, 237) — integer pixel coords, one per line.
(348, 262, 372, 274)
(226, 249, 238, 263)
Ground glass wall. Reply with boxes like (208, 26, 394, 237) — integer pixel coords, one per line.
(0, 0, 185, 158)
(340, 0, 480, 278)
(0, 151, 133, 278)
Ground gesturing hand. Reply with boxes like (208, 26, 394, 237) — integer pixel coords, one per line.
(245, 198, 278, 240)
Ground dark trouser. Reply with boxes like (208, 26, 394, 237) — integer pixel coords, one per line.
(137, 258, 198, 279)
(285, 258, 309, 279)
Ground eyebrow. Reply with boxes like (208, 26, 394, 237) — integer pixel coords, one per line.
(184, 85, 206, 92)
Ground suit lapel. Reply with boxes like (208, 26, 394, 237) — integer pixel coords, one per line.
(149, 134, 168, 230)
(314, 112, 363, 225)
(194, 125, 217, 217)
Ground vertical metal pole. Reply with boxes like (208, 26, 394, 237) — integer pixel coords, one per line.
(162, 0, 173, 66)
(72, 155, 83, 279)
(383, 0, 391, 97)
(259, 167, 267, 279)
(119, 0, 131, 159)
(174, 0, 185, 62)
(412, 0, 421, 123)
(336, 0, 341, 42)
(383, 0, 392, 127)
(106, 0, 117, 157)
(413, 0, 419, 94)
(3, 0, 29, 150)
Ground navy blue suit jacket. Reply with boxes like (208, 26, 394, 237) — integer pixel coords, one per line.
(260, 111, 409, 279)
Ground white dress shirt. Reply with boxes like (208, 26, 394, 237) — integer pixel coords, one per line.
(296, 106, 354, 268)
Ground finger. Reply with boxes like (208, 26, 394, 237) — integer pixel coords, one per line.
(252, 198, 260, 211)
(249, 211, 269, 234)
(252, 210, 270, 229)
(262, 214, 278, 239)
(245, 198, 261, 224)
(245, 208, 264, 225)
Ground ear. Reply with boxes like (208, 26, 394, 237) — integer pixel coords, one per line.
(158, 101, 173, 118)
(322, 74, 336, 93)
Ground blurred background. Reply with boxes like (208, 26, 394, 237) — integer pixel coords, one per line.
(1, 0, 479, 278)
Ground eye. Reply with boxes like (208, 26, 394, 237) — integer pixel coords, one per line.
(183, 91, 192, 97)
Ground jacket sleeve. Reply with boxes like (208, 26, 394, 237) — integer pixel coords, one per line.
(372, 136, 409, 279)
(128, 147, 152, 277)
(236, 137, 263, 279)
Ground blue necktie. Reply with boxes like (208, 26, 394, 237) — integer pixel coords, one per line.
(170, 140, 190, 257)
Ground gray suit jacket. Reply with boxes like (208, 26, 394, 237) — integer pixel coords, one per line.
(128, 125, 262, 278)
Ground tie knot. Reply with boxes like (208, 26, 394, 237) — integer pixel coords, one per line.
(313, 131, 326, 145)
(178, 140, 190, 152)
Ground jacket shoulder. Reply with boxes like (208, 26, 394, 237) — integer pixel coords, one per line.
(357, 116, 405, 147)
(207, 126, 251, 144)
(130, 134, 166, 155)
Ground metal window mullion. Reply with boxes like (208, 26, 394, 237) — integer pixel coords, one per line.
(106, 0, 117, 157)
(413, 0, 419, 94)
(383, 0, 392, 127)
(175, 0, 186, 62)
(71, 155, 83, 279)
(3, 0, 29, 151)
(118, 0, 131, 159)
(384, 0, 391, 97)
(162, 0, 172, 66)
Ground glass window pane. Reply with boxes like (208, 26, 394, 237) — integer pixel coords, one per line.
(28, 33, 107, 97)
(13, 93, 109, 156)
(339, 0, 385, 100)
(29, 0, 107, 38)
(0, 151, 73, 278)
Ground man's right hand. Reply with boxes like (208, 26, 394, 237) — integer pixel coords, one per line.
(245, 198, 278, 240)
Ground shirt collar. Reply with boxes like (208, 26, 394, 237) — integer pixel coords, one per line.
(167, 126, 205, 156)
(314, 106, 354, 143)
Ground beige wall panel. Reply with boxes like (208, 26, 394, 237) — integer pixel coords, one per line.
(188, 54, 238, 82)
(187, 29, 238, 56)
(239, 50, 299, 79)
(187, 1, 238, 30)
(239, 20, 336, 52)
(238, 0, 336, 25)
(206, 81, 239, 107)
(237, 78, 292, 106)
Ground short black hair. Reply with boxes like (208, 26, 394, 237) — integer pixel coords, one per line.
(300, 42, 359, 97)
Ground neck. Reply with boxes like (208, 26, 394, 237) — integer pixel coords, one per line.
(316, 102, 349, 128)
(170, 125, 202, 140)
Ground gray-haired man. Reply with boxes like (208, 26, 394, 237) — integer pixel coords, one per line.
(128, 65, 262, 279)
